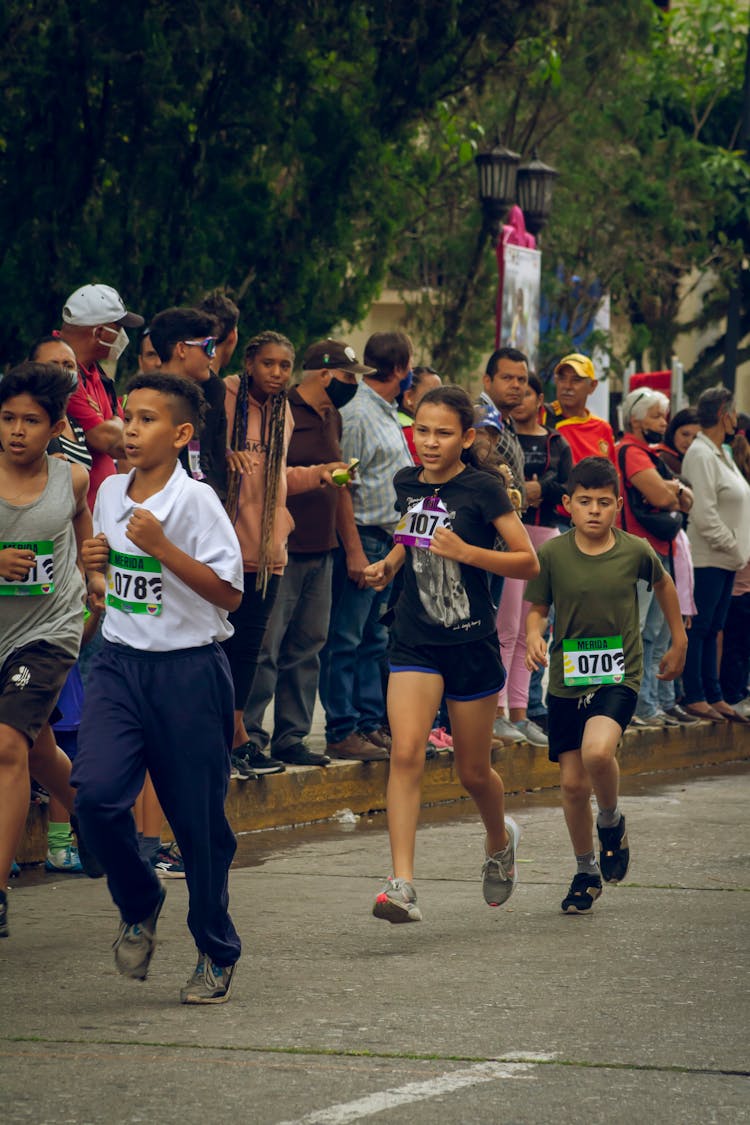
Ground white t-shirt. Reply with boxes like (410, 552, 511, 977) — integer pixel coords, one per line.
(93, 463, 244, 652)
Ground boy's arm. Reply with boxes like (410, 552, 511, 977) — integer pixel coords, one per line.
(71, 465, 105, 606)
(125, 508, 242, 613)
(525, 603, 550, 670)
(652, 573, 688, 680)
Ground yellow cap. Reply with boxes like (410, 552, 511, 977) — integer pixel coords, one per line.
(553, 353, 596, 380)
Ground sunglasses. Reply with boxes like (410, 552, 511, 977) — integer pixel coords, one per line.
(183, 336, 217, 358)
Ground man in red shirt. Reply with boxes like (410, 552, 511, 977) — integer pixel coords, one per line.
(544, 353, 616, 465)
(59, 284, 143, 509)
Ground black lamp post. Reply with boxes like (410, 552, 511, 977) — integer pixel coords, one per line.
(475, 144, 558, 242)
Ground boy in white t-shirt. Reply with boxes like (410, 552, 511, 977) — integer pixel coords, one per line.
(72, 373, 244, 1004)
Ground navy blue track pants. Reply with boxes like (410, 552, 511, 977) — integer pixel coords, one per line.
(71, 641, 241, 967)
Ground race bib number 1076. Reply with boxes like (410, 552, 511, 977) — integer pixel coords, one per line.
(106, 550, 163, 615)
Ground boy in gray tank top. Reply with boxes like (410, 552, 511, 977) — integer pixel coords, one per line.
(0, 362, 104, 938)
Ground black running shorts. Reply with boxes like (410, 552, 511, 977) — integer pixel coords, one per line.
(389, 634, 506, 701)
(547, 685, 638, 763)
(0, 640, 75, 745)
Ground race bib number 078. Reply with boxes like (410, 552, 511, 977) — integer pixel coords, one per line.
(562, 635, 625, 687)
(393, 496, 451, 549)
(106, 549, 163, 615)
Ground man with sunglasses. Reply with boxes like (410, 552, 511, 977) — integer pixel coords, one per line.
(148, 307, 227, 498)
(60, 283, 144, 510)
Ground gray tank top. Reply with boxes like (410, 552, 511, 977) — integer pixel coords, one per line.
(0, 455, 85, 666)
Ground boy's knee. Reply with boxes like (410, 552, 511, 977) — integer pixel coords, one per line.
(0, 725, 28, 768)
(582, 743, 616, 776)
(560, 775, 590, 804)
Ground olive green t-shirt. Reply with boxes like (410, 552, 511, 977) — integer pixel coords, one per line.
(525, 528, 665, 698)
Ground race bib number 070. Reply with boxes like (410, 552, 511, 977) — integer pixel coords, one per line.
(106, 549, 163, 615)
(562, 635, 625, 687)
(393, 496, 451, 549)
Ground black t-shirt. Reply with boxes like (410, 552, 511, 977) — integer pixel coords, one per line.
(391, 464, 513, 646)
(178, 371, 228, 500)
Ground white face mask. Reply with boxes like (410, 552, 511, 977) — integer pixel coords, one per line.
(97, 325, 129, 360)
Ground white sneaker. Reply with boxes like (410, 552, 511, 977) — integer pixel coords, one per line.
(512, 719, 548, 746)
(492, 716, 524, 743)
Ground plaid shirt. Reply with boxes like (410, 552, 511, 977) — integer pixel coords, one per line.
(339, 382, 413, 531)
(478, 391, 527, 509)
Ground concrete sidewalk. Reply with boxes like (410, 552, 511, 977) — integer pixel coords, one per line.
(2, 762, 749, 1124)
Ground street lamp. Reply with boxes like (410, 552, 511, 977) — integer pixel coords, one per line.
(475, 144, 558, 242)
(516, 151, 559, 237)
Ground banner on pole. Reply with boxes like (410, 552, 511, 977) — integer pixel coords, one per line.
(497, 242, 541, 371)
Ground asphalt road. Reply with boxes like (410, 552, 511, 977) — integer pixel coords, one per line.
(2, 763, 749, 1124)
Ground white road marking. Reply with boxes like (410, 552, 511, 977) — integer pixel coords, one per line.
(275, 1059, 537, 1124)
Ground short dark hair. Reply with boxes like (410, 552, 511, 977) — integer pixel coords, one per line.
(198, 290, 240, 344)
(0, 361, 72, 423)
(485, 346, 528, 378)
(664, 406, 698, 451)
(696, 384, 734, 428)
(148, 307, 217, 363)
(527, 372, 543, 396)
(567, 455, 619, 497)
(363, 331, 412, 379)
(125, 372, 206, 430)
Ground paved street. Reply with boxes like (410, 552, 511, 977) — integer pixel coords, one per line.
(2, 763, 749, 1124)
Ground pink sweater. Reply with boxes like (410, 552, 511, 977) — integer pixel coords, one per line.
(225, 377, 322, 574)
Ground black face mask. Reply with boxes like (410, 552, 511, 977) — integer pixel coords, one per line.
(642, 428, 663, 444)
(326, 377, 358, 409)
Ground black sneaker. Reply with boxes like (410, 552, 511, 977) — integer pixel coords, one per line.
(70, 813, 105, 879)
(0, 889, 8, 938)
(237, 743, 286, 775)
(230, 752, 257, 780)
(561, 872, 603, 913)
(597, 815, 630, 883)
(274, 744, 331, 767)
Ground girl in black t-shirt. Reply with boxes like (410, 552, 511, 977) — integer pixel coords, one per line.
(363, 385, 539, 925)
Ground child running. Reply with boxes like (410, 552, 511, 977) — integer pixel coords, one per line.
(72, 372, 244, 1003)
(0, 362, 99, 937)
(525, 456, 687, 913)
(364, 385, 539, 923)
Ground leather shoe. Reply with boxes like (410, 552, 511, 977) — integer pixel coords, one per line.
(275, 744, 331, 767)
(327, 732, 388, 762)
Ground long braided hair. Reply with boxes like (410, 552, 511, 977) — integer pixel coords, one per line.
(225, 330, 295, 595)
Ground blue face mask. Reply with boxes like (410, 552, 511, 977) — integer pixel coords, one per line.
(399, 369, 414, 394)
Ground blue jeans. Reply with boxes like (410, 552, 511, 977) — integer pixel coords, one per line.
(318, 530, 392, 742)
(683, 566, 736, 705)
(636, 560, 671, 718)
(243, 552, 333, 753)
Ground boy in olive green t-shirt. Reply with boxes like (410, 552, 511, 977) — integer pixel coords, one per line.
(526, 457, 686, 914)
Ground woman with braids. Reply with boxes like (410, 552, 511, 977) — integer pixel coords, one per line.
(222, 331, 346, 777)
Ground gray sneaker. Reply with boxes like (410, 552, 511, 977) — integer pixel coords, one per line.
(112, 885, 166, 981)
(180, 953, 236, 1004)
(492, 716, 524, 743)
(512, 718, 548, 746)
(482, 816, 520, 906)
(372, 877, 422, 923)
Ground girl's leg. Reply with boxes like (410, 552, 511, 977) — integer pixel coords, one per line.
(558, 748, 593, 856)
(448, 693, 507, 854)
(386, 671, 444, 881)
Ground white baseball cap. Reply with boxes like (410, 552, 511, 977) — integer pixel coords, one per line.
(62, 284, 144, 328)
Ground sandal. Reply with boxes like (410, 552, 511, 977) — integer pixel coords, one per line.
(711, 704, 750, 724)
(683, 704, 727, 723)
(561, 872, 602, 913)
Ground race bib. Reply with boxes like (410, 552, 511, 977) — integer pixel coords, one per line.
(393, 496, 451, 549)
(0, 540, 54, 596)
(562, 635, 625, 687)
(187, 439, 205, 481)
(106, 549, 163, 615)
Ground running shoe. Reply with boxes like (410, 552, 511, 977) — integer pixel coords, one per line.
(492, 716, 524, 743)
(45, 845, 84, 874)
(481, 816, 520, 906)
(512, 719, 548, 746)
(10, 861, 20, 878)
(561, 872, 603, 913)
(372, 876, 422, 923)
(69, 813, 105, 878)
(152, 843, 186, 879)
(180, 953, 237, 1004)
(237, 743, 286, 775)
(428, 727, 453, 749)
(112, 885, 166, 981)
(597, 815, 630, 883)
(0, 890, 8, 938)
